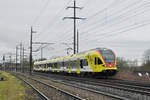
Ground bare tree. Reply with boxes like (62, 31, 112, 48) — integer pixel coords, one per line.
(117, 57, 129, 68)
(143, 49, 150, 65)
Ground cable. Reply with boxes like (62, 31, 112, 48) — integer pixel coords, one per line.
(36, 0, 73, 43)
(57, 0, 143, 43)
(78, 0, 142, 29)
(80, 4, 150, 39)
(32, 0, 52, 25)
(40, 0, 72, 34)
(81, 19, 150, 45)
(79, 0, 148, 36)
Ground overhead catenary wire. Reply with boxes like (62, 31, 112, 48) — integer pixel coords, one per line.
(39, 0, 72, 34)
(52, 0, 121, 44)
(79, 0, 148, 37)
(79, 3, 150, 39)
(69, 0, 150, 44)
(38, 0, 119, 43)
(35, 0, 73, 44)
(32, 0, 52, 26)
(30, 0, 150, 60)
(81, 19, 150, 46)
(40, 0, 132, 44)
(57, 0, 145, 44)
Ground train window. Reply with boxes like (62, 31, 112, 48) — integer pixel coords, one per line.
(98, 58, 103, 64)
(49, 63, 52, 67)
(80, 60, 83, 68)
(95, 57, 103, 65)
(64, 62, 66, 66)
(47, 64, 50, 67)
(100, 50, 115, 63)
(83, 59, 88, 66)
(54, 63, 57, 68)
(62, 62, 64, 67)
(64, 62, 69, 68)
(50, 63, 52, 67)
(72, 61, 77, 68)
(64, 62, 68, 67)
(59, 62, 61, 67)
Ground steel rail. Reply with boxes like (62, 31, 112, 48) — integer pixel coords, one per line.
(33, 72, 150, 95)
(14, 74, 50, 100)
(18, 73, 84, 100)
(32, 72, 131, 100)
(65, 78, 150, 96)
(29, 77, 84, 100)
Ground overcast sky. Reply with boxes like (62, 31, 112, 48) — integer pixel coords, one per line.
(0, 0, 150, 63)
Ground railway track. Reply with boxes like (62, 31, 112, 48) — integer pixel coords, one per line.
(32, 72, 150, 100)
(13, 73, 84, 100)
(13, 74, 49, 100)
(62, 76, 150, 96)
(32, 72, 132, 100)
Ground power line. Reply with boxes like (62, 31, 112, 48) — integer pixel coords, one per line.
(79, 0, 148, 36)
(81, 19, 150, 45)
(57, 0, 144, 44)
(35, 0, 73, 45)
(42, 0, 124, 46)
(80, 5, 150, 39)
(32, 0, 51, 25)
(40, 0, 72, 35)
(78, 0, 142, 29)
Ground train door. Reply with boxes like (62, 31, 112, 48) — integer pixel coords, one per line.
(45, 64, 48, 72)
(57, 63, 60, 72)
(80, 60, 83, 69)
(68, 61, 71, 73)
(62, 62, 64, 72)
(77, 59, 80, 74)
(71, 60, 77, 73)
(42, 64, 45, 72)
(94, 56, 103, 71)
(91, 55, 99, 72)
(52, 64, 54, 72)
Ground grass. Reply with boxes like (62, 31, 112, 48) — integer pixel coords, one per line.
(0, 71, 25, 100)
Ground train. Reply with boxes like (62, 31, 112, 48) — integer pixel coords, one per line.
(33, 48, 117, 77)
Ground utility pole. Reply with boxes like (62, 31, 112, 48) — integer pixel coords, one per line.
(63, 0, 85, 54)
(22, 46, 24, 73)
(30, 26, 36, 75)
(9, 55, 11, 71)
(77, 29, 79, 53)
(30, 27, 33, 75)
(16, 46, 18, 72)
(3, 55, 5, 71)
(20, 43, 22, 72)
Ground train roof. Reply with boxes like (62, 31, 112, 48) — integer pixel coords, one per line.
(34, 47, 112, 65)
(77, 48, 111, 54)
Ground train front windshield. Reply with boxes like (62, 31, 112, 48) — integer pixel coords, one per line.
(100, 50, 115, 63)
